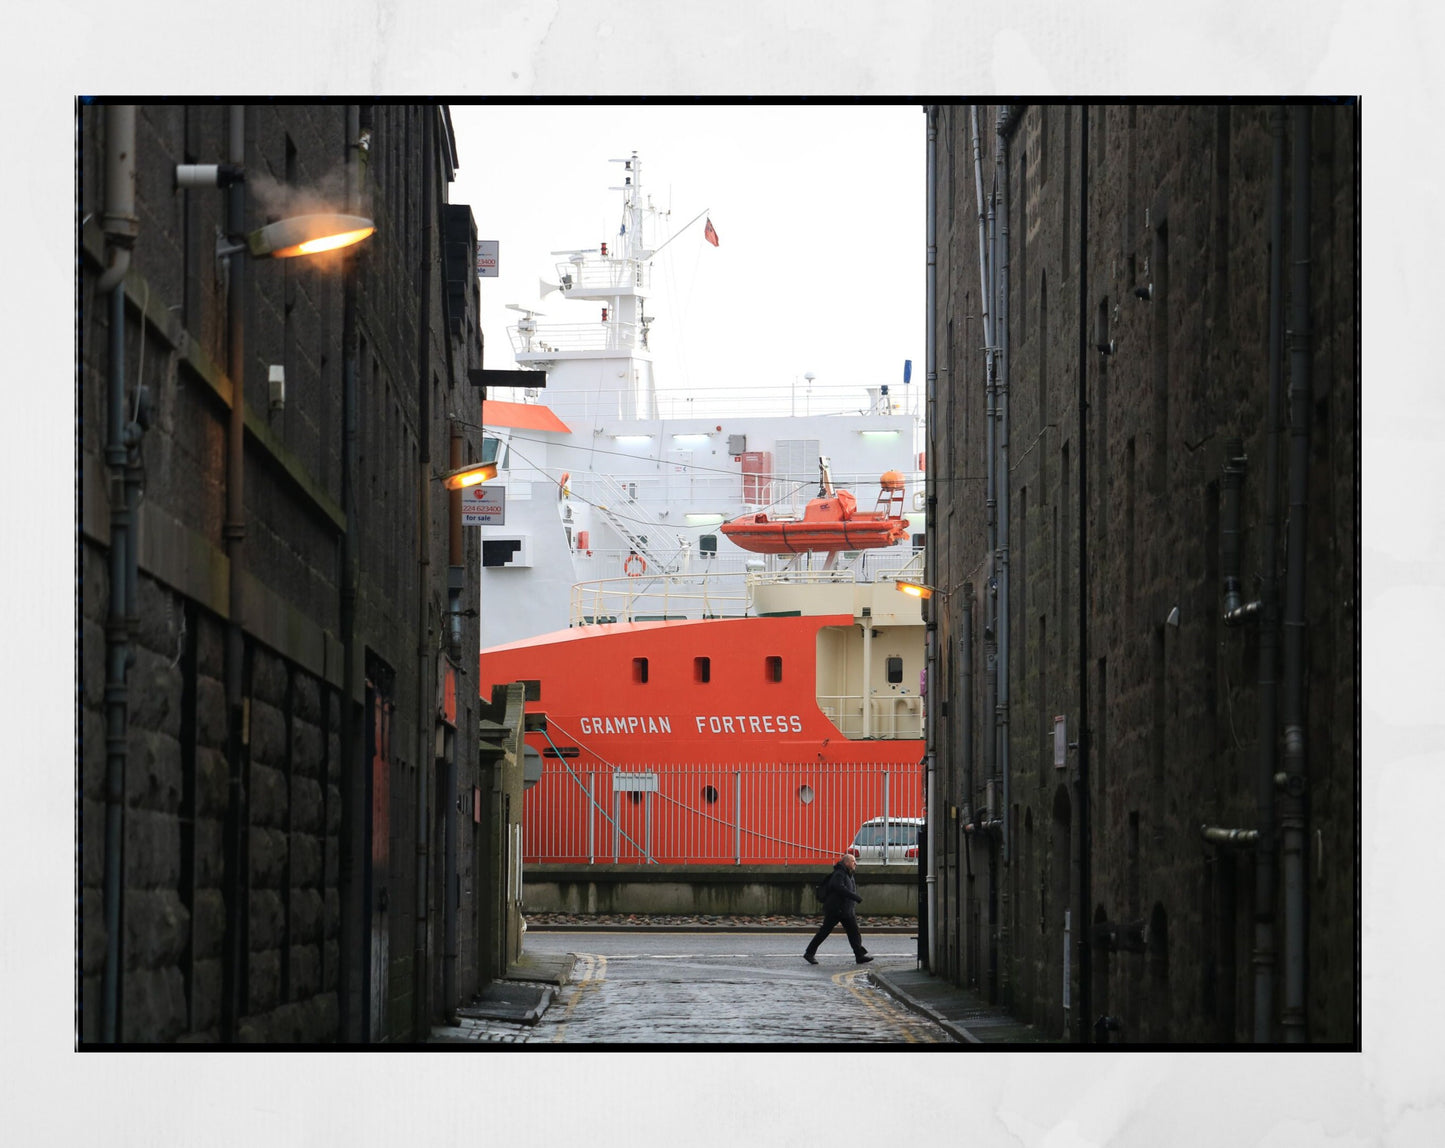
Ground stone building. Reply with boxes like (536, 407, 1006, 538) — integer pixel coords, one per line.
(78, 103, 520, 1043)
(923, 103, 1358, 1043)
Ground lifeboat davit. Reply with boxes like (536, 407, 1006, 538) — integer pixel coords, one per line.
(721, 471, 910, 555)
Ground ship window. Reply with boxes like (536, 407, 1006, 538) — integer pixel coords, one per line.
(482, 539, 522, 567)
(886, 656, 904, 684)
(633, 657, 649, 683)
(702, 785, 719, 804)
(694, 656, 711, 683)
(766, 656, 783, 682)
(521, 679, 541, 701)
(699, 534, 718, 557)
(912, 533, 926, 551)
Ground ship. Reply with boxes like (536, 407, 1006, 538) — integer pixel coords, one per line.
(475, 153, 926, 865)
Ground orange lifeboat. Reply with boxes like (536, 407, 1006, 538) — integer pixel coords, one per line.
(721, 486, 909, 554)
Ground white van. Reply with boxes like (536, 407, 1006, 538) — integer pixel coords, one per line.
(847, 816, 923, 864)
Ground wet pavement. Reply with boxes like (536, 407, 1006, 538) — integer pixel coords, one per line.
(436, 929, 948, 1045)
(432, 915, 1058, 1046)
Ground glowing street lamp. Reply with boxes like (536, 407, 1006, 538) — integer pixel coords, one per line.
(895, 579, 936, 600)
(441, 461, 498, 491)
(248, 213, 376, 258)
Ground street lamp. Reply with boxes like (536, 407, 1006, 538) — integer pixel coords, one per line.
(895, 579, 939, 600)
(176, 165, 377, 261)
(441, 461, 498, 491)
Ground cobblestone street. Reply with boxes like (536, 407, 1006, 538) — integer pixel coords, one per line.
(433, 929, 949, 1045)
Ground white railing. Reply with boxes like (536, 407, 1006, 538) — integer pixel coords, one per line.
(816, 695, 925, 740)
(509, 320, 640, 356)
(552, 260, 650, 292)
(567, 558, 923, 624)
(523, 759, 924, 866)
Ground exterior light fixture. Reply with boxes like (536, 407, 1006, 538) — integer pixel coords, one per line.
(441, 461, 498, 491)
(248, 213, 376, 258)
(612, 434, 653, 443)
(859, 429, 901, 437)
(895, 580, 937, 600)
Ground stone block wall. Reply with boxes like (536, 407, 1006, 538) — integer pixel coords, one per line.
(927, 103, 1358, 1044)
(79, 102, 489, 1044)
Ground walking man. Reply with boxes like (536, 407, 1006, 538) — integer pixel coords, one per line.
(804, 853, 873, 964)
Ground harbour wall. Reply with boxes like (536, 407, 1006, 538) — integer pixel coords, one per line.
(524, 864, 921, 917)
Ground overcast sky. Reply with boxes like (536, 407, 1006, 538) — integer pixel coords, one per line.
(447, 102, 925, 419)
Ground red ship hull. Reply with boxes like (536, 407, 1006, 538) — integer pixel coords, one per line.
(480, 613, 924, 865)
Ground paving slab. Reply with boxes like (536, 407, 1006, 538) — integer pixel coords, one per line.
(452, 980, 556, 1026)
(871, 967, 1061, 1045)
(501, 948, 576, 986)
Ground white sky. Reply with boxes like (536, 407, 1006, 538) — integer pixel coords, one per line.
(447, 103, 924, 419)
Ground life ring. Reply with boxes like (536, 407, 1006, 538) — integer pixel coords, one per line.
(623, 553, 646, 577)
(558, 471, 571, 500)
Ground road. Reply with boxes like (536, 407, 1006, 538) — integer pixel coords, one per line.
(498, 930, 952, 1044)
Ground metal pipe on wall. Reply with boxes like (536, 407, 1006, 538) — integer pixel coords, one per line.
(100, 103, 138, 1043)
(995, 107, 1016, 869)
(221, 103, 250, 1043)
(337, 103, 364, 1042)
(1280, 104, 1313, 1044)
(1252, 104, 1287, 1044)
(1076, 105, 1093, 1044)
(924, 106, 939, 970)
(414, 105, 435, 1037)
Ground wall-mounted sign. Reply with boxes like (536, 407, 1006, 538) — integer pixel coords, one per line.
(462, 485, 505, 526)
(477, 240, 499, 278)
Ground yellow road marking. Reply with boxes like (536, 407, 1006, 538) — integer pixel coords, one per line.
(552, 954, 607, 1043)
(831, 968, 943, 1044)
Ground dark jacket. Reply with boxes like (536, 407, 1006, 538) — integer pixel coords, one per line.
(823, 861, 863, 918)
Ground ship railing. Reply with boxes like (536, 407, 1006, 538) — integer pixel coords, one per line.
(569, 557, 927, 625)
(571, 570, 753, 625)
(522, 757, 925, 867)
(552, 259, 651, 292)
(815, 694, 925, 740)
(509, 320, 640, 357)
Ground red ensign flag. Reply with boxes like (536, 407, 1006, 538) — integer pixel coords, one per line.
(704, 218, 719, 246)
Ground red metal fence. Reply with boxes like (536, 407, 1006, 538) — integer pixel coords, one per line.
(523, 759, 924, 866)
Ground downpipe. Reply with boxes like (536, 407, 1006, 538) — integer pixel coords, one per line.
(100, 103, 138, 1042)
(1251, 105, 1288, 1043)
(414, 106, 434, 1038)
(338, 103, 363, 1042)
(1279, 104, 1313, 1044)
(924, 105, 939, 972)
(221, 103, 250, 1043)
(1075, 106, 1093, 1044)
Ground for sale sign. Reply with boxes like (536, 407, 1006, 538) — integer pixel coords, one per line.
(461, 485, 505, 525)
(476, 240, 499, 278)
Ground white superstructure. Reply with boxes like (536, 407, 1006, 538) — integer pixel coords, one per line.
(478, 152, 924, 649)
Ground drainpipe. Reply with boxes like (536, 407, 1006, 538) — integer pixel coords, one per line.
(443, 418, 463, 1013)
(1251, 105, 1288, 1043)
(220, 103, 250, 1043)
(971, 105, 998, 812)
(923, 106, 938, 969)
(995, 106, 1019, 871)
(971, 105, 1001, 1000)
(1076, 106, 1092, 1044)
(1279, 105, 1312, 1044)
(337, 103, 363, 1042)
(100, 103, 138, 1043)
(414, 107, 434, 1036)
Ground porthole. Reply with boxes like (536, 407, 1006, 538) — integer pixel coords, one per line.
(797, 784, 815, 805)
(702, 785, 720, 804)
